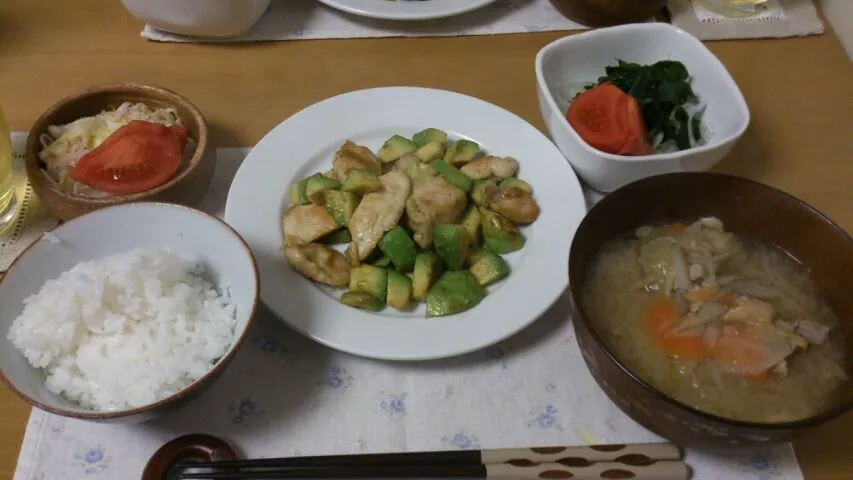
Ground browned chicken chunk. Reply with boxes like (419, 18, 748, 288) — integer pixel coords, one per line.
(332, 141, 382, 182)
(406, 176, 467, 248)
(460, 155, 519, 180)
(284, 243, 349, 287)
(282, 204, 339, 246)
(348, 170, 411, 260)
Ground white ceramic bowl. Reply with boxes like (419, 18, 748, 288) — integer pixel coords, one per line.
(0, 203, 259, 423)
(120, 0, 271, 38)
(535, 23, 750, 192)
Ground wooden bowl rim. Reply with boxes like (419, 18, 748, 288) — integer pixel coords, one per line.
(24, 82, 209, 204)
(568, 171, 853, 431)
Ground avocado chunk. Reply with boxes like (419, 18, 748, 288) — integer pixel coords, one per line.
(430, 160, 472, 193)
(460, 204, 482, 247)
(340, 291, 384, 312)
(466, 247, 489, 267)
(378, 135, 418, 164)
(480, 208, 525, 254)
(288, 178, 310, 205)
(433, 224, 471, 271)
(414, 141, 445, 163)
(386, 270, 413, 310)
(469, 250, 510, 286)
(324, 190, 359, 226)
(412, 128, 448, 148)
(348, 265, 388, 302)
(319, 229, 352, 245)
(341, 169, 381, 195)
(372, 255, 392, 268)
(470, 179, 491, 206)
(443, 139, 480, 165)
(412, 251, 443, 301)
(498, 177, 533, 195)
(425, 271, 486, 317)
(304, 173, 341, 205)
(378, 226, 418, 272)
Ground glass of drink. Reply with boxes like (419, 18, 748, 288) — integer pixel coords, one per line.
(695, 0, 770, 18)
(0, 105, 19, 231)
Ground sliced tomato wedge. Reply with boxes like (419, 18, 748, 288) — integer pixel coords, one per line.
(69, 120, 187, 195)
(566, 82, 652, 156)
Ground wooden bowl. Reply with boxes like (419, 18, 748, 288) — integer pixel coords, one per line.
(568, 172, 853, 450)
(549, 0, 669, 27)
(24, 83, 212, 221)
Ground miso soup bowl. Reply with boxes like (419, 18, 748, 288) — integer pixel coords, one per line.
(568, 172, 853, 450)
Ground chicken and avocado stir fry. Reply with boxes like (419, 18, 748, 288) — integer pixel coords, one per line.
(281, 128, 541, 317)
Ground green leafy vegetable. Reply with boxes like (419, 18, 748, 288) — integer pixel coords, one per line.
(579, 59, 705, 151)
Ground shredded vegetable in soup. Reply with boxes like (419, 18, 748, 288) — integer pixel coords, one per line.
(38, 102, 186, 197)
(582, 217, 848, 423)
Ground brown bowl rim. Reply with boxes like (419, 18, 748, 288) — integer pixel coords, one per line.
(24, 82, 209, 204)
(0, 202, 260, 420)
(569, 171, 853, 431)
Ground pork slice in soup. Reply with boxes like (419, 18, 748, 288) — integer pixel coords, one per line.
(582, 217, 848, 423)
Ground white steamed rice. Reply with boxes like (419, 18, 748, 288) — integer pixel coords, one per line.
(7, 247, 237, 412)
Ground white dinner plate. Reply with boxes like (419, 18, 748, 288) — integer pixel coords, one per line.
(224, 87, 586, 360)
(316, 0, 496, 20)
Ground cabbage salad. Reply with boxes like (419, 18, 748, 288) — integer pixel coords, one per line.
(38, 102, 184, 197)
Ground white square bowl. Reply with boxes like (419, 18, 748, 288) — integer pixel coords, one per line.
(535, 23, 750, 192)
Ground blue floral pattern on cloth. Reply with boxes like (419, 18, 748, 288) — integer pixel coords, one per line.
(742, 451, 782, 480)
(228, 398, 266, 425)
(442, 432, 481, 450)
(250, 334, 290, 358)
(319, 367, 354, 390)
(528, 405, 563, 430)
(380, 392, 407, 415)
(73, 446, 109, 475)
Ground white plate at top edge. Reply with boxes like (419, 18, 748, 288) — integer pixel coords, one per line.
(315, 0, 497, 20)
(224, 86, 585, 361)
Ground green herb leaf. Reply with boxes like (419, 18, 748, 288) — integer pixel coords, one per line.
(583, 59, 705, 151)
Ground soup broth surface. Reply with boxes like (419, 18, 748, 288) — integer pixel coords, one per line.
(582, 217, 848, 423)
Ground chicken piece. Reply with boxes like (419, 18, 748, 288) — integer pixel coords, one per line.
(771, 360, 789, 376)
(331, 140, 382, 182)
(284, 243, 349, 287)
(460, 156, 519, 180)
(282, 204, 339, 246)
(723, 297, 774, 326)
(348, 170, 411, 260)
(406, 176, 467, 248)
(688, 263, 704, 281)
(482, 182, 540, 225)
(795, 319, 830, 345)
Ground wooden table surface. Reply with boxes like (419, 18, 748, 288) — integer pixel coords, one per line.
(1, 1, 852, 479)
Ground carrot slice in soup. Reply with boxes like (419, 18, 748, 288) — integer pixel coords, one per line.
(712, 325, 772, 381)
(566, 82, 652, 156)
(642, 296, 708, 361)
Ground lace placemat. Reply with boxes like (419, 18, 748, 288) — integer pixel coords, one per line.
(140, 0, 589, 43)
(11, 146, 804, 480)
(669, 0, 824, 40)
(0, 133, 59, 272)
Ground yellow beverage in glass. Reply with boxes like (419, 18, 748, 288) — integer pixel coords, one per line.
(696, 0, 770, 18)
(0, 105, 18, 231)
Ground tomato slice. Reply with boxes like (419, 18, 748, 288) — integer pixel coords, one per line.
(69, 120, 186, 195)
(566, 82, 652, 156)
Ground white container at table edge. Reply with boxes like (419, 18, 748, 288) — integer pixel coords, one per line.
(120, 0, 271, 38)
(534, 23, 750, 193)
